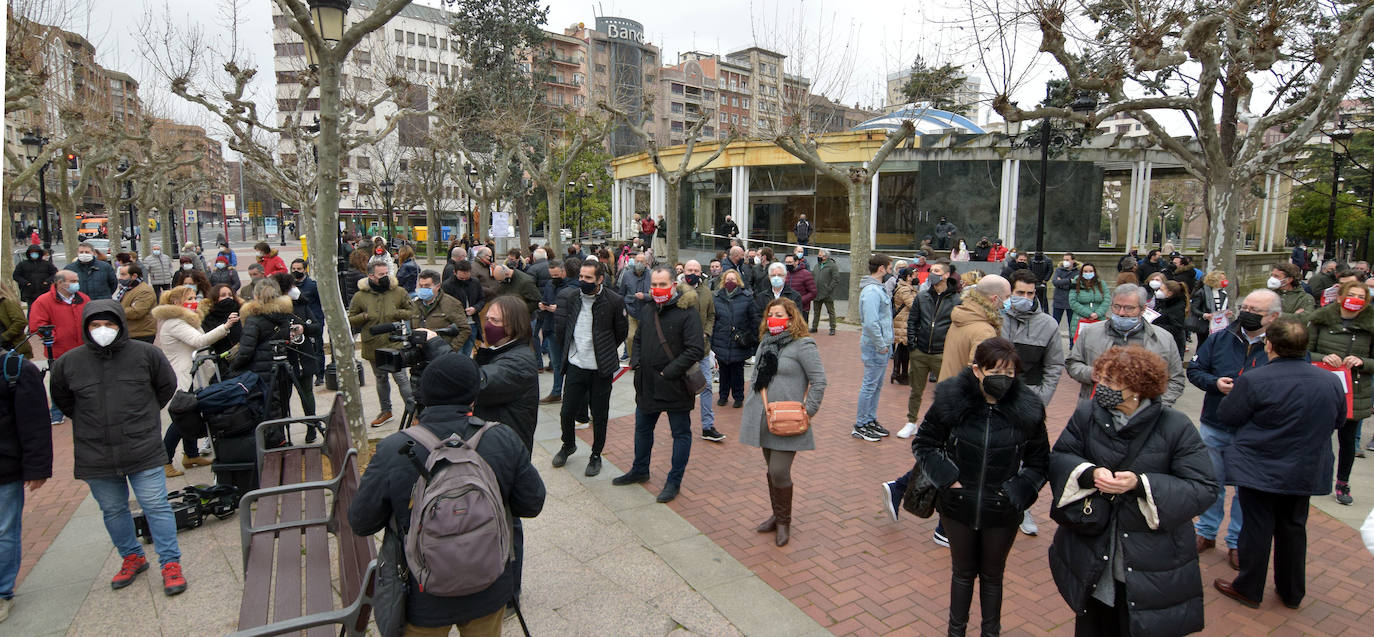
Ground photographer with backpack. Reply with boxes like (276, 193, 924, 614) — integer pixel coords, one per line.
(350, 336, 546, 637)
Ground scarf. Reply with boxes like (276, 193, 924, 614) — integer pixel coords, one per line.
(113, 278, 137, 302)
(752, 333, 795, 392)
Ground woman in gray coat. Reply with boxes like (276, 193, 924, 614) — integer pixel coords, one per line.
(740, 297, 826, 546)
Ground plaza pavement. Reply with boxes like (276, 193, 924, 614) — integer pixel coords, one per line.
(8, 243, 1374, 636)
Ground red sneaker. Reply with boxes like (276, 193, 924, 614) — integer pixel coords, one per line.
(162, 562, 188, 596)
(110, 554, 148, 590)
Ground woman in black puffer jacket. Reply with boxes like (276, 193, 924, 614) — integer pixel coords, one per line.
(912, 337, 1050, 637)
(1048, 345, 1216, 636)
(232, 278, 298, 419)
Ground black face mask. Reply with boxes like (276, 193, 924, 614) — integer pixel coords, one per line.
(550, 277, 564, 288)
(981, 374, 1014, 400)
(881, 273, 894, 283)
(684, 273, 701, 286)
(1236, 310, 1264, 331)
(372, 276, 391, 291)
(578, 280, 598, 295)
(292, 271, 306, 280)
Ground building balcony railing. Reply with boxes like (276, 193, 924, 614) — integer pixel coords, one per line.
(549, 54, 583, 67)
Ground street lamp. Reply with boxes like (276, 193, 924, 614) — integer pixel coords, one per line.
(466, 164, 478, 243)
(167, 180, 181, 258)
(1326, 116, 1355, 263)
(380, 178, 395, 244)
(20, 130, 52, 252)
(118, 160, 138, 252)
(1159, 202, 1175, 251)
(304, 0, 350, 69)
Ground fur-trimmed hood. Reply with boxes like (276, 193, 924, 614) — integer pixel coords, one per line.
(151, 303, 205, 328)
(930, 367, 1044, 434)
(357, 274, 400, 293)
(241, 294, 294, 317)
(951, 289, 1004, 332)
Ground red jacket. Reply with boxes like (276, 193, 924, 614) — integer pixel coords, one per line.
(28, 288, 90, 360)
(987, 245, 1008, 262)
(640, 217, 656, 235)
(787, 268, 818, 307)
(259, 252, 288, 276)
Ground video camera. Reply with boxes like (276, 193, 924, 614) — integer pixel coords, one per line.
(373, 321, 459, 375)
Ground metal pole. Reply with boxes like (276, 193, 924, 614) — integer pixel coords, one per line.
(238, 163, 247, 242)
(1034, 83, 1051, 254)
(169, 191, 181, 259)
(1326, 153, 1342, 263)
(37, 164, 51, 253)
(278, 205, 286, 246)
(128, 201, 137, 253)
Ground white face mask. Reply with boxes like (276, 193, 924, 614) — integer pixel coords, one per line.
(752, 256, 761, 265)
(288, 287, 301, 300)
(1148, 279, 1162, 290)
(89, 325, 118, 347)
(1155, 289, 1167, 300)
(1062, 261, 1072, 268)
(1266, 276, 1283, 290)
(182, 263, 193, 271)
(77, 253, 94, 263)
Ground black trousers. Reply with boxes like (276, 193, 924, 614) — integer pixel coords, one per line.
(1336, 419, 1361, 482)
(719, 360, 746, 402)
(1075, 581, 1130, 637)
(1232, 487, 1309, 605)
(942, 516, 1017, 637)
(559, 365, 613, 456)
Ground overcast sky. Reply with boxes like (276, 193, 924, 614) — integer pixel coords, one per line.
(79, 0, 1079, 151)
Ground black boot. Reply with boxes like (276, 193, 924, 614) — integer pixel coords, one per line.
(947, 574, 974, 637)
(773, 484, 793, 546)
(978, 577, 1004, 637)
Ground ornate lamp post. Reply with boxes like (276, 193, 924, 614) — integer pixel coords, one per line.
(118, 160, 138, 252)
(304, 0, 351, 69)
(20, 131, 52, 252)
(380, 178, 395, 243)
(1327, 116, 1355, 262)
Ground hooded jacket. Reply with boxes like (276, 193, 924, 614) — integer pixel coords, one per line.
(938, 291, 1003, 381)
(119, 281, 157, 339)
(258, 249, 288, 276)
(347, 275, 414, 362)
(632, 291, 705, 412)
(1307, 301, 1374, 415)
(12, 253, 56, 304)
(49, 300, 177, 480)
(1001, 304, 1065, 404)
(0, 357, 51, 485)
(912, 369, 1050, 529)
(858, 275, 892, 349)
(28, 286, 90, 360)
(209, 262, 241, 292)
(232, 293, 298, 375)
(892, 279, 917, 346)
(1067, 318, 1186, 405)
(677, 280, 715, 353)
(1218, 357, 1343, 496)
(152, 303, 231, 390)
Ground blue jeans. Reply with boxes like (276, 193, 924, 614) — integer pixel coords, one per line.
(631, 409, 692, 485)
(0, 482, 22, 599)
(49, 406, 63, 424)
(85, 466, 181, 566)
(698, 353, 715, 430)
(1195, 424, 1242, 548)
(548, 338, 565, 397)
(856, 342, 888, 426)
(531, 318, 545, 366)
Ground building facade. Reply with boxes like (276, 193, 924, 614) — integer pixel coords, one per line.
(582, 17, 662, 156)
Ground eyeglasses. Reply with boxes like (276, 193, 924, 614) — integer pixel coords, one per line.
(1110, 304, 1141, 313)
(1237, 305, 1270, 313)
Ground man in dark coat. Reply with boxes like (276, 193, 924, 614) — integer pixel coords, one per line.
(349, 347, 545, 634)
(613, 267, 704, 503)
(0, 351, 51, 617)
(12, 246, 56, 305)
(720, 214, 739, 239)
(1213, 317, 1345, 610)
(290, 259, 326, 384)
(754, 262, 804, 316)
(810, 249, 840, 335)
(441, 260, 485, 356)
(550, 262, 627, 476)
(793, 213, 813, 248)
(62, 243, 118, 300)
(933, 216, 957, 250)
(492, 263, 541, 318)
(48, 300, 184, 595)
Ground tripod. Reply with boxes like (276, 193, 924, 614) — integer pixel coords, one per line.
(396, 370, 424, 431)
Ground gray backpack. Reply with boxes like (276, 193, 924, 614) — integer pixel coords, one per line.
(400, 423, 513, 597)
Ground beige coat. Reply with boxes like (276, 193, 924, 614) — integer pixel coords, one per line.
(938, 290, 1003, 382)
(152, 304, 229, 390)
(122, 282, 158, 339)
(892, 280, 917, 346)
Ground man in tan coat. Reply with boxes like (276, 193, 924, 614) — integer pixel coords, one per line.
(116, 263, 158, 343)
(937, 274, 1010, 381)
(677, 260, 722, 441)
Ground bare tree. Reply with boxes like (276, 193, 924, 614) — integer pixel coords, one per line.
(981, 0, 1374, 276)
(515, 109, 612, 256)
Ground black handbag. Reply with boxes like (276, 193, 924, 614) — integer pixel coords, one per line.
(373, 527, 408, 637)
(652, 311, 707, 394)
(901, 461, 938, 518)
(1050, 417, 1157, 536)
(167, 390, 204, 439)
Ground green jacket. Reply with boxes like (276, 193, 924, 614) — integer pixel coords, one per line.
(496, 268, 542, 317)
(413, 291, 470, 353)
(1277, 287, 1315, 317)
(0, 297, 31, 355)
(1067, 285, 1108, 336)
(1307, 302, 1374, 416)
(813, 259, 839, 301)
(348, 275, 414, 361)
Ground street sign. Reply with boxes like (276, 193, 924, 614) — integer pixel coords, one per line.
(223, 195, 237, 219)
(265, 217, 279, 237)
(491, 212, 513, 238)
(184, 209, 197, 224)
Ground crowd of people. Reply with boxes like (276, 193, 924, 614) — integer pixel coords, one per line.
(4, 224, 1374, 637)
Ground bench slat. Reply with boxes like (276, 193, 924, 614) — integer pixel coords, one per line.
(237, 532, 277, 629)
(270, 450, 305, 623)
(303, 525, 333, 637)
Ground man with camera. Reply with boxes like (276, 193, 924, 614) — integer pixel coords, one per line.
(412, 270, 470, 353)
(349, 337, 545, 637)
(349, 261, 415, 426)
(551, 262, 628, 477)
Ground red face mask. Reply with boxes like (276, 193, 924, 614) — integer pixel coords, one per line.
(1220, 279, 1229, 288)
(766, 316, 788, 335)
(650, 286, 673, 304)
(182, 300, 199, 312)
(1343, 296, 1366, 312)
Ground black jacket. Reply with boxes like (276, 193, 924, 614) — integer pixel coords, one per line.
(13, 256, 57, 304)
(349, 405, 545, 627)
(554, 285, 628, 378)
(473, 339, 539, 453)
(49, 300, 177, 480)
(753, 285, 803, 316)
(911, 369, 1050, 529)
(1154, 293, 1188, 352)
(295, 275, 325, 322)
(632, 293, 705, 412)
(711, 286, 760, 365)
(1048, 400, 1217, 637)
(442, 274, 486, 320)
(1029, 256, 1053, 284)
(232, 294, 297, 376)
(905, 284, 960, 355)
(289, 294, 325, 377)
(0, 357, 51, 485)
(1218, 357, 1343, 495)
(341, 269, 365, 307)
(201, 298, 243, 359)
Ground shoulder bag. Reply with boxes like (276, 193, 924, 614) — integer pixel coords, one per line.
(901, 460, 939, 518)
(1050, 417, 1158, 536)
(760, 386, 809, 436)
(652, 309, 707, 394)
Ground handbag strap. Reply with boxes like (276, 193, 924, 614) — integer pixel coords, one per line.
(651, 309, 680, 362)
(760, 386, 768, 404)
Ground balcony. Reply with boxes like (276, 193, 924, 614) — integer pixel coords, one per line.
(549, 54, 583, 67)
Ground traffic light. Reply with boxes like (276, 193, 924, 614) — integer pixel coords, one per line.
(65, 152, 78, 170)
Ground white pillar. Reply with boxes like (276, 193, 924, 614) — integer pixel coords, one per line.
(1140, 162, 1154, 248)
(611, 178, 623, 239)
(998, 158, 1021, 248)
(650, 173, 666, 222)
(733, 165, 751, 247)
(1126, 160, 1148, 251)
(870, 170, 880, 253)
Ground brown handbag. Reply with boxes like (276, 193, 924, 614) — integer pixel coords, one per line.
(761, 387, 810, 436)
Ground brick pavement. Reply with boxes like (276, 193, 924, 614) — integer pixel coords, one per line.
(582, 329, 1374, 636)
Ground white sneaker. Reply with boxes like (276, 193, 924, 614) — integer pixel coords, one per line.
(0, 596, 11, 623)
(897, 422, 919, 439)
(574, 420, 590, 430)
(1019, 511, 1039, 536)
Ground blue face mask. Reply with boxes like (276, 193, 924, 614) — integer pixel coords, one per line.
(68, 282, 80, 293)
(1110, 314, 1141, 333)
(1082, 271, 1096, 280)
(770, 275, 785, 289)
(1004, 296, 1035, 313)
(414, 286, 435, 302)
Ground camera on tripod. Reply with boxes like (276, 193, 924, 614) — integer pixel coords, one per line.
(373, 321, 459, 375)
(36, 324, 55, 346)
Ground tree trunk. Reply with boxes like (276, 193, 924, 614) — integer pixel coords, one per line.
(516, 194, 532, 256)
(1206, 176, 1241, 283)
(545, 187, 563, 257)
(160, 202, 174, 255)
(105, 199, 125, 257)
(0, 199, 11, 277)
(315, 56, 368, 460)
(425, 198, 439, 264)
(139, 205, 152, 256)
(845, 181, 870, 324)
(663, 178, 681, 266)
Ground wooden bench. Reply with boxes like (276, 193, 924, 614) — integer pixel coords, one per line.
(231, 394, 378, 637)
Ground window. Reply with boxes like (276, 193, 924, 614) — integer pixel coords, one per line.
(355, 50, 371, 65)
(645, 74, 655, 83)
(429, 61, 438, 73)
(732, 97, 739, 107)
(742, 98, 750, 109)
(356, 156, 371, 170)
(720, 112, 728, 122)
(671, 83, 684, 94)
(440, 63, 448, 76)
(671, 102, 684, 113)
(595, 64, 606, 72)
(273, 42, 305, 57)
(705, 90, 714, 100)
(406, 32, 415, 45)
(396, 55, 405, 67)
(731, 114, 738, 124)
(395, 29, 404, 42)
(355, 77, 373, 91)
(441, 38, 448, 50)
(671, 121, 684, 132)
(408, 58, 417, 71)
(596, 41, 607, 51)
(704, 127, 715, 136)
(399, 159, 409, 171)
(341, 155, 350, 168)
(275, 71, 299, 84)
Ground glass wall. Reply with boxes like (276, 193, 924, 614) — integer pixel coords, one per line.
(679, 168, 731, 250)
(1012, 161, 1104, 253)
